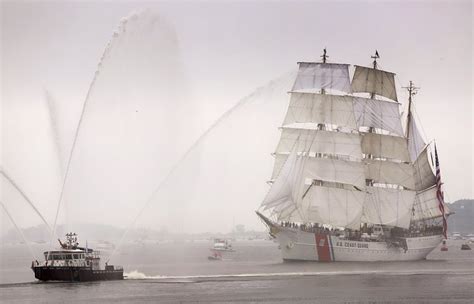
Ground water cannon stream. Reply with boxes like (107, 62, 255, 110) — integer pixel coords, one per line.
(0, 200, 37, 260)
(48, 10, 128, 254)
(0, 168, 51, 233)
(106, 85, 269, 263)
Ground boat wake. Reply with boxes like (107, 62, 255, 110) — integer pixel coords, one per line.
(125, 270, 166, 280)
(124, 269, 474, 282)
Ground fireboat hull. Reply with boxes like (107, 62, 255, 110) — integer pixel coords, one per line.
(274, 226, 443, 262)
(32, 266, 123, 282)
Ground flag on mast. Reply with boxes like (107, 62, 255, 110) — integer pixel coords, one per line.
(434, 144, 447, 239)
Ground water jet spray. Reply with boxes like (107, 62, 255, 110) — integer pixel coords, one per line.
(0, 200, 37, 260)
(0, 168, 51, 233)
(107, 85, 270, 262)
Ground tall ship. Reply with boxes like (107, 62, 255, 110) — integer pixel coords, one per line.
(257, 50, 450, 262)
(32, 233, 123, 281)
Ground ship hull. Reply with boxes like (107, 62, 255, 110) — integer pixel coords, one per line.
(274, 226, 443, 262)
(32, 266, 123, 282)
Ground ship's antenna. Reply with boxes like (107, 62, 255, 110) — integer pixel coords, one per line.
(403, 80, 420, 139)
(321, 48, 328, 63)
(371, 50, 380, 69)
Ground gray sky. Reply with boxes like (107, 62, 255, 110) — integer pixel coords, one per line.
(1, 0, 472, 234)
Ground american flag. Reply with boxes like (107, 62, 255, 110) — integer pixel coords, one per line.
(434, 144, 447, 239)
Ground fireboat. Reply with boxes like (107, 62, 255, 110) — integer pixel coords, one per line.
(31, 233, 123, 282)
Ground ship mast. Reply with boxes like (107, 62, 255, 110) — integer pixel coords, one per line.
(403, 81, 419, 139)
(320, 48, 328, 95)
(366, 50, 380, 137)
(370, 50, 380, 99)
(321, 47, 328, 64)
(318, 48, 327, 130)
(304, 48, 329, 199)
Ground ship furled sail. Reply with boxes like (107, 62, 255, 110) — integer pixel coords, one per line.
(260, 50, 449, 233)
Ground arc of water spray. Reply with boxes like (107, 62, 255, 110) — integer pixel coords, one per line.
(43, 90, 65, 174)
(107, 85, 268, 262)
(43, 89, 69, 233)
(0, 168, 51, 233)
(0, 200, 37, 260)
(48, 25, 119, 252)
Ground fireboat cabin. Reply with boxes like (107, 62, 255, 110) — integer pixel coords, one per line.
(32, 233, 123, 282)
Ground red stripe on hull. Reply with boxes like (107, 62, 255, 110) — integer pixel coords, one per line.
(315, 234, 332, 262)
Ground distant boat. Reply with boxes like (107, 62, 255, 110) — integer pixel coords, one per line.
(451, 232, 462, 240)
(211, 238, 234, 252)
(31, 232, 123, 282)
(461, 244, 471, 250)
(441, 240, 448, 252)
(208, 250, 223, 261)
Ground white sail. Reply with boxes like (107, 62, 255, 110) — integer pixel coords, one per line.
(283, 93, 357, 128)
(412, 186, 448, 221)
(413, 145, 436, 191)
(362, 186, 416, 229)
(353, 97, 404, 136)
(303, 157, 366, 189)
(275, 128, 362, 158)
(262, 149, 304, 210)
(361, 132, 410, 162)
(407, 116, 426, 162)
(302, 185, 365, 228)
(274, 202, 304, 222)
(365, 159, 415, 189)
(351, 65, 398, 101)
(271, 154, 291, 180)
(292, 62, 351, 93)
(272, 154, 366, 188)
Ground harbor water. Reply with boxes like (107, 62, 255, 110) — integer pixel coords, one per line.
(1, 239, 473, 303)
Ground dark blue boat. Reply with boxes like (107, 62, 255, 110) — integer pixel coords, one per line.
(31, 233, 123, 282)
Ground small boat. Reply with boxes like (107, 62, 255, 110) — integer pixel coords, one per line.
(461, 244, 471, 250)
(440, 240, 448, 251)
(208, 250, 223, 261)
(31, 232, 123, 282)
(211, 238, 234, 252)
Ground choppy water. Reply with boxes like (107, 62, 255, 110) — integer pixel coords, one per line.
(1, 239, 473, 303)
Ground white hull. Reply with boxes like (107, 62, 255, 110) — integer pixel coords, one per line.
(211, 248, 235, 252)
(274, 226, 442, 262)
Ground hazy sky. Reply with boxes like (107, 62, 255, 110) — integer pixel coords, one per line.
(1, 0, 472, 234)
